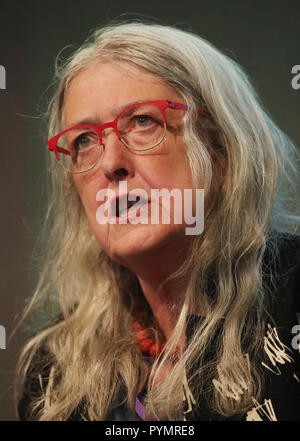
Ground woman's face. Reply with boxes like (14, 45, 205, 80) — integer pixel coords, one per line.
(63, 61, 197, 269)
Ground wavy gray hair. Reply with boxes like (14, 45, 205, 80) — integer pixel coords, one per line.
(16, 21, 299, 420)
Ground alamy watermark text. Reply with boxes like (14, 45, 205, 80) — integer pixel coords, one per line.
(291, 65, 300, 90)
(0, 65, 6, 90)
(95, 181, 204, 235)
(0, 325, 6, 349)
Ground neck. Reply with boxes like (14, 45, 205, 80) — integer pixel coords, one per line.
(137, 276, 184, 341)
(115, 234, 193, 340)
(130, 243, 190, 341)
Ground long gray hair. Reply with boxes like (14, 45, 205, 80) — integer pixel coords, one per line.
(16, 21, 299, 420)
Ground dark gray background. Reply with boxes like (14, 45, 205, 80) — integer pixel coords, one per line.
(0, 0, 299, 421)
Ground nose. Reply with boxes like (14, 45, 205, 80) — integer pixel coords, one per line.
(99, 127, 134, 182)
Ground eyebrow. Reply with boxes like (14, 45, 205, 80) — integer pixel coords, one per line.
(68, 99, 147, 128)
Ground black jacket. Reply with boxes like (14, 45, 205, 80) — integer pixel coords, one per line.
(18, 232, 300, 421)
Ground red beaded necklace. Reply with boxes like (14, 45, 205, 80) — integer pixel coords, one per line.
(132, 320, 165, 358)
(132, 319, 180, 360)
(132, 316, 181, 420)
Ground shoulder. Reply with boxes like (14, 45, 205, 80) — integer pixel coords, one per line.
(262, 231, 300, 331)
(263, 231, 300, 294)
(264, 230, 300, 268)
(17, 312, 65, 420)
(18, 341, 54, 420)
(18, 309, 82, 421)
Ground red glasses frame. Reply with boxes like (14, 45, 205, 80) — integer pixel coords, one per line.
(47, 99, 209, 168)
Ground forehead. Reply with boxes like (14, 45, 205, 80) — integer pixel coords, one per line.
(63, 61, 181, 128)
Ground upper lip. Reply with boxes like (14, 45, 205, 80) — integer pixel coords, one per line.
(110, 192, 150, 217)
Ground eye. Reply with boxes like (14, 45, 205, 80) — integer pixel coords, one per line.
(71, 130, 99, 153)
(75, 133, 92, 150)
(132, 114, 157, 131)
(135, 115, 152, 126)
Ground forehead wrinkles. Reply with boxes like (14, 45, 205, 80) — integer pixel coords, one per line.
(59, 60, 183, 130)
(59, 53, 176, 121)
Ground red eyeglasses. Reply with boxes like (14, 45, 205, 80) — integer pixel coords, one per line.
(47, 99, 209, 174)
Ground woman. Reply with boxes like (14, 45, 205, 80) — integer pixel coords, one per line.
(16, 21, 300, 421)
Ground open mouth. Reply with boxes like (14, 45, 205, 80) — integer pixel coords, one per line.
(114, 194, 149, 218)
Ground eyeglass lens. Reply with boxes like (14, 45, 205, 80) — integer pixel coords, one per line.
(56, 103, 166, 173)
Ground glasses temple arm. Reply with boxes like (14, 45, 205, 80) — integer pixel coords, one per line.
(48, 145, 71, 156)
(167, 100, 209, 116)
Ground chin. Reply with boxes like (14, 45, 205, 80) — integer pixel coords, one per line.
(103, 225, 174, 263)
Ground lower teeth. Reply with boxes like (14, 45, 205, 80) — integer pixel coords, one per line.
(120, 202, 146, 217)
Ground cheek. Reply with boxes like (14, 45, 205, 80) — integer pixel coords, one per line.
(74, 173, 106, 206)
(154, 143, 193, 187)
(74, 179, 105, 229)
(78, 186, 109, 247)
(77, 186, 95, 213)
(141, 145, 192, 186)
(145, 162, 193, 192)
